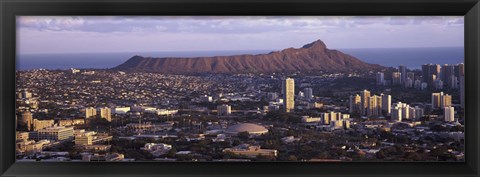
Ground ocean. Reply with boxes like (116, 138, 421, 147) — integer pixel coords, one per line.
(17, 47, 464, 71)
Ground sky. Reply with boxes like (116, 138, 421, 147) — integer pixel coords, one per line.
(17, 16, 464, 55)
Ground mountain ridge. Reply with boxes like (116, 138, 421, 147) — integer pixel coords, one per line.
(113, 39, 385, 74)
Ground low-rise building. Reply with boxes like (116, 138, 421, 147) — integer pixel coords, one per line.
(36, 126, 74, 141)
(32, 119, 55, 131)
(223, 144, 277, 157)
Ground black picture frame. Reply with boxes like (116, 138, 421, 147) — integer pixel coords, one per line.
(1, 0, 479, 176)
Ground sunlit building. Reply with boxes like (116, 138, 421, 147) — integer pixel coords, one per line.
(36, 126, 74, 141)
(99, 107, 112, 122)
(360, 90, 370, 115)
(381, 93, 391, 116)
(349, 94, 361, 114)
(21, 111, 33, 131)
(444, 106, 455, 122)
(85, 107, 97, 119)
(32, 119, 55, 131)
(283, 78, 295, 113)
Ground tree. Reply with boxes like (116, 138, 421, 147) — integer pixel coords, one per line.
(376, 150, 386, 159)
(287, 155, 298, 161)
(167, 147, 177, 158)
(237, 131, 250, 141)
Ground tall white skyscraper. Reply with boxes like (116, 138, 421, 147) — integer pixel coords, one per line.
(283, 78, 295, 113)
(444, 106, 455, 122)
(360, 90, 370, 116)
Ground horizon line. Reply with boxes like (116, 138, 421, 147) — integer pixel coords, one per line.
(18, 46, 464, 56)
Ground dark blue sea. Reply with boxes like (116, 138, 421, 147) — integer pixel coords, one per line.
(17, 47, 464, 70)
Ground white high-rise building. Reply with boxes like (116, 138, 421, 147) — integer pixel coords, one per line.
(444, 106, 455, 122)
(391, 107, 402, 122)
(392, 102, 411, 121)
(283, 78, 295, 113)
(367, 95, 379, 117)
(381, 94, 391, 116)
(360, 90, 371, 116)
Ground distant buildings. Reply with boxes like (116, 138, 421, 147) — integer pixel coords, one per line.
(75, 134, 93, 145)
(392, 72, 402, 86)
(70, 68, 80, 74)
(75, 130, 112, 146)
(376, 72, 384, 85)
(267, 92, 279, 101)
(422, 64, 441, 89)
(351, 90, 391, 118)
(441, 64, 456, 89)
(217, 104, 232, 116)
(200, 95, 213, 102)
(431, 92, 452, 109)
(459, 63, 465, 108)
(20, 111, 33, 130)
(409, 106, 425, 120)
(349, 94, 361, 114)
(444, 106, 455, 122)
(85, 107, 97, 119)
(16, 131, 30, 141)
(367, 95, 382, 117)
(142, 143, 172, 157)
(304, 88, 313, 100)
(381, 94, 391, 116)
(99, 107, 112, 122)
(360, 90, 370, 115)
(223, 144, 277, 157)
(17, 90, 33, 99)
(399, 65, 407, 85)
(35, 126, 74, 141)
(283, 78, 295, 113)
(113, 107, 131, 114)
(20, 111, 33, 131)
(32, 119, 54, 131)
(391, 102, 410, 121)
(301, 116, 321, 123)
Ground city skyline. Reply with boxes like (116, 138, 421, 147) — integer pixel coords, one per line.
(17, 16, 464, 55)
(15, 16, 465, 162)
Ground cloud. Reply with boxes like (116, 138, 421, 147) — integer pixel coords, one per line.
(16, 16, 464, 54)
(17, 16, 463, 35)
(18, 16, 86, 31)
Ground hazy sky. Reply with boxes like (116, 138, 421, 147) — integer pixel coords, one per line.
(17, 16, 464, 54)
